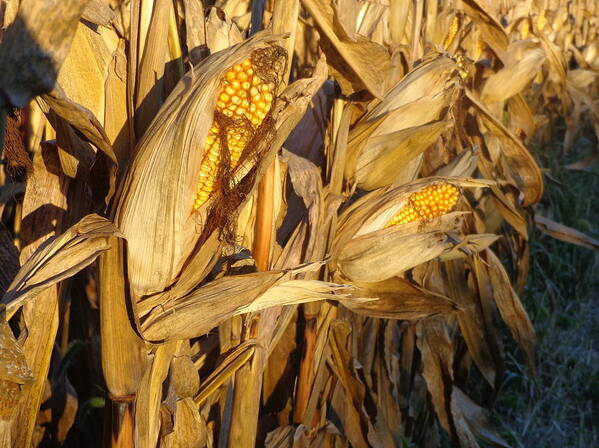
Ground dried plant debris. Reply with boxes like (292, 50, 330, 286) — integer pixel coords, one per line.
(0, 0, 596, 447)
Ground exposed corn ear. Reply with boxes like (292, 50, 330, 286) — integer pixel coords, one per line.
(331, 179, 492, 283)
(536, 11, 548, 31)
(194, 56, 276, 209)
(455, 53, 469, 79)
(386, 183, 460, 227)
(443, 15, 460, 49)
(520, 18, 531, 39)
(115, 36, 287, 300)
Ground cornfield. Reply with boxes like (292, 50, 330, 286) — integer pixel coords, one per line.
(0, 0, 597, 447)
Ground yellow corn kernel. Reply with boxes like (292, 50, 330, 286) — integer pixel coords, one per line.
(193, 57, 276, 209)
(385, 183, 460, 227)
(520, 19, 530, 39)
(455, 53, 469, 79)
(475, 38, 486, 61)
(536, 11, 547, 32)
(443, 15, 460, 49)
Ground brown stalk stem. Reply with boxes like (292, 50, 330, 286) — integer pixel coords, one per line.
(10, 138, 67, 447)
(59, 287, 70, 353)
(271, 0, 300, 88)
(227, 2, 299, 444)
(294, 100, 348, 424)
(100, 239, 147, 448)
(252, 161, 275, 271)
(167, 4, 185, 80)
(411, 0, 424, 62)
(227, 123, 275, 448)
(292, 315, 317, 422)
(227, 4, 275, 445)
(105, 396, 135, 448)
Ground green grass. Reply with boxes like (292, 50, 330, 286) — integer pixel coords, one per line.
(494, 129, 599, 448)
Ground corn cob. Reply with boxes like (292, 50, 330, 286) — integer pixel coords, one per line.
(194, 58, 275, 209)
(520, 18, 531, 39)
(386, 183, 460, 227)
(536, 11, 548, 31)
(443, 15, 461, 49)
(455, 53, 469, 80)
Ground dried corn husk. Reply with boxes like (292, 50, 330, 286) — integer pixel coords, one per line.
(346, 54, 460, 188)
(140, 266, 349, 341)
(2, 215, 120, 318)
(331, 178, 493, 282)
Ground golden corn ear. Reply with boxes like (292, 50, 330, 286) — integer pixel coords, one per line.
(455, 53, 469, 80)
(443, 15, 460, 49)
(386, 183, 460, 227)
(536, 11, 547, 31)
(194, 58, 275, 209)
(520, 18, 531, 39)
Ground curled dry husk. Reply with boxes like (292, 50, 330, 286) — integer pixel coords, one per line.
(2, 214, 121, 318)
(481, 41, 546, 103)
(466, 90, 544, 206)
(341, 277, 461, 321)
(140, 264, 351, 341)
(331, 177, 496, 283)
(0, 305, 33, 419)
(346, 54, 462, 190)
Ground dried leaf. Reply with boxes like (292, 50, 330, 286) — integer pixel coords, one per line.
(0, 0, 90, 109)
(343, 277, 459, 320)
(416, 317, 454, 434)
(482, 46, 546, 103)
(134, 0, 173, 137)
(194, 340, 256, 406)
(461, 0, 509, 62)
(535, 215, 599, 251)
(301, 0, 391, 98)
(452, 387, 511, 448)
(140, 265, 348, 341)
(468, 89, 544, 206)
(135, 343, 177, 448)
(3, 214, 121, 318)
(486, 250, 536, 370)
(0, 306, 33, 421)
(162, 398, 207, 447)
(356, 120, 452, 190)
(82, 0, 115, 27)
(205, 7, 244, 53)
(40, 86, 117, 163)
(0, 307, 33, 385)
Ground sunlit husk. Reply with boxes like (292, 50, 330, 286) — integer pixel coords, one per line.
(345, 55, 460, 188)
(331, 177, 493, 282)
(2, 215, 120, 318)
(140, 267, 349, 341)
